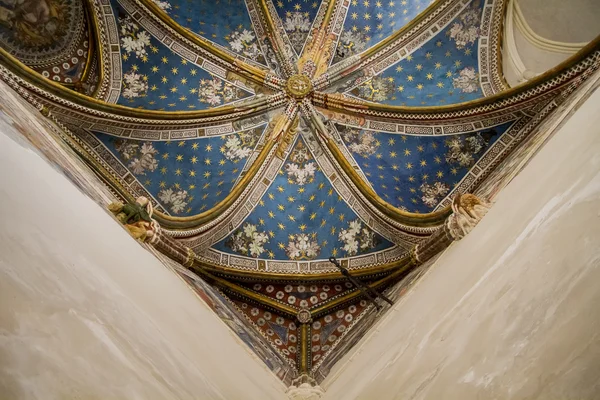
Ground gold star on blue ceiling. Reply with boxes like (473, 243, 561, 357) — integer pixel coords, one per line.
(154, 0, 269, 65)
(95, 125, 267, 216)
(213, 136, 393, 260)
(349, 0, 485, 106)
(333, 0, 436, 64)
(335, 120, 516, 213)
(114, 0, 253, 111)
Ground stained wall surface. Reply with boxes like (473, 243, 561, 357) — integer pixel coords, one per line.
(322, 89, 600, 398)
(0, 97, 287, 399)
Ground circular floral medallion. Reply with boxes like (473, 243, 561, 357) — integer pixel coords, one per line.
(297, 308, 312, 324)
(286, 74, 313, 99)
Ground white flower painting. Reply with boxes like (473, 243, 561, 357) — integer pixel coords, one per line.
(122, 70, 149, 99)
(420, 182, 450, 208)
(445, 133, 488, 167)
(448, 1, 481, 50)
(336, 30, 368, 60)
(285, 141, 316, 185)
(452, 66, 480, 93)
(158, 187, 189, 214)
(199, 76, 243, 106)
(151, 0, 171, 11)
(114, 140, 158, 175)
(223, 128, 262, 162)
(119, 16, 151, 59)
(226, 223, 270, 258)
(339, 127, 378, 158)
(338, 219, 379, 256)
(228, 29, 262, 60)
(283, 11, 312, 52)
(285, 233, 321, 260)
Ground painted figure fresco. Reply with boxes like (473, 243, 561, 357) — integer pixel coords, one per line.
(0, 0, 67, 46)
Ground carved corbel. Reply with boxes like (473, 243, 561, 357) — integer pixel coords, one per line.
(108, 196, 196, 266)
(286, 374, 325, 400)
(411, 193, 491, 264)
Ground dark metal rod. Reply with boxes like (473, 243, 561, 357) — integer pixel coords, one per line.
(329, 257, 394, 310)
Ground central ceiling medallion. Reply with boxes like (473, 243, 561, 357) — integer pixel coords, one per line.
(286, 74, 313, 100)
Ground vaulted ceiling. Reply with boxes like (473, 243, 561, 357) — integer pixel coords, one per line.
(1, 0, 598, 386)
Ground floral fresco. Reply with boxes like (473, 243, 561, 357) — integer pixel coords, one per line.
(336, 122, 510, 212)
(226, 222, 271, 258)
(349, 0, 484, 106)
(338, 219, 380, 256)
(98, 125, 267, 216)
(216, 137, 393, 260)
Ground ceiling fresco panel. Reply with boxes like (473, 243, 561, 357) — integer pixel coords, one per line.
(113, 0, 254, 110)
(212, 136, 394, 261)
(348, 0, 484, 106)
(332, 0, 437, 65)
(95, 124, 268, 215)
(334, 119, 515, 213)
(272, 0, 326, 56)
(149, 0, 270, 66)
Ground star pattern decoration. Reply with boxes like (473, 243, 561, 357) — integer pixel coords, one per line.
(114, 0, 253, 111)
(103, 0, 497, 259)
(335, 121, 514, 213)
(274, 0, 324, 54)
(150, 0, 269, 65)
(213, 137, 393, 260)
(97, 125, 267, 215)
(333, 0, 436, 64)
(349, 0, 485, 106)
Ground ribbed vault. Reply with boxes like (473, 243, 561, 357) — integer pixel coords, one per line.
(1, 0, 599, 387)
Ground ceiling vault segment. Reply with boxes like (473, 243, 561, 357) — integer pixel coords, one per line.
(1, 0, 600, 386)
(135, 0, 280, 89)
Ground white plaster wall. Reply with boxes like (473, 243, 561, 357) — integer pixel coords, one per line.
(518, 0, 600, 43)
(322, 89, 600, 398)
(513, 29, 572, 74)
(0, 113, 286, 398)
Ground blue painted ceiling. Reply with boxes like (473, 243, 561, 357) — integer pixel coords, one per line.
(213, 137, 393, 260)
(335, 120, 514, 213)
(97, 125, 267, 215)
(114, 0, 254, 110)
(151, 0, 269, 65)
(8, 0, 509, 262)
(332, 0, 437, 64)
(99, 0, 499, 260)
(348, 0, 484, 106)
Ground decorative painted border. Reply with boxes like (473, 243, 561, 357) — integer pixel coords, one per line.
(90, 0, 123, 102)
(324, 0, 352, 69)
(54, 105, 275, 140)
(244, 0, 282, 73)
(200, 245, 409, 274)
(478, 0, 509, 96)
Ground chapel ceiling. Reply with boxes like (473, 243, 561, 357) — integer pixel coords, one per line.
(1, 0, 599, 387)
